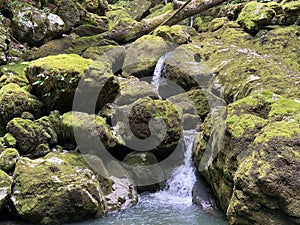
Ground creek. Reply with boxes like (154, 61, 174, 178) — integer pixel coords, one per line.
(71, 131, 228, 225)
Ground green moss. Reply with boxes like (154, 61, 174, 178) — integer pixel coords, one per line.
(60, 111, 118, 149)
(3, 133, 17, 147)
(145, 3, 173, 19)
(226, 113, 267, 137)
(0, 148, 19, 171)
(0, 62, 29, 89)
(28, 54, 93, 74)
(13, 153, 106, 224)
(237, 1, 275, 33)
(208, 17, 228, 32)
(269, 98, 300, 118)
(254, 120, 300, 144)
(6, 116, 58, 155)
(238, 151, 271, 179)
(0, 83, 44, 125)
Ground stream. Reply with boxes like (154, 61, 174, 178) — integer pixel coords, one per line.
(70, 131, 228, 225)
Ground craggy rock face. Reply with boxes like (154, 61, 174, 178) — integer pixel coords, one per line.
(192, 22, 300, 224)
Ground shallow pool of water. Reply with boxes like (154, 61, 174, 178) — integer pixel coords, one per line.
(71, 192, 228, 225)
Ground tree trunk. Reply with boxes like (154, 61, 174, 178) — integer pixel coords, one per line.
(101, 0, 229, 43)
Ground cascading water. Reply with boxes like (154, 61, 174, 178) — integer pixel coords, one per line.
(156, 130, 197, 200)
(151, 53, 170, 90)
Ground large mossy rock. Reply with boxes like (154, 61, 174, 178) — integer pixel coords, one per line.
(60, 111, 121, 151)
(193, 91, 300, 225)
(0, 169, 13, 211)
(12, 152, 138, 224)
(121, 97, 182, 161)
(12, 152, 107, 224)
(163, 44, 213, 91)
(26, 54, 120, 112)
(6, 113, 59, 157)
(122, 35, 175, 78)
(0, 83, 44, 130)
(26, 54, 93, 112)
(11, 4, 65, 46)
(190, 23, 300, 224)
(237, 2, 275, 34)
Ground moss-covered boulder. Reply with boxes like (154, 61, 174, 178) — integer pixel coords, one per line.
(60, 111, 121, 151)
(114, 76, 159, 106)
(6, 113, 59, 157)
(163, 44, 213, 91)
(26, 54, 93, 112)
(0, 169, 12, 212)
(123, 97, 182, 161)
(12, 152, 106, 224)
(12, 151, 138, 224)
(122, 35, 175, 78)
(123, 151, 164, 193)
(0, 83, 44, 131)
(193, 91, 300, 224)
(0, 63, 29, 90)
(0, 147, 19, 171)
(153, 25, 198, 45)
(237, 2, 275, 34)
(11, 4, 65, 46)
(27, 54, 119, 112)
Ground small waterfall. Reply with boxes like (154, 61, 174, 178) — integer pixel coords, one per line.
(164, 130, 198, 198)
(151, 130, 198, 205)
(151, 53, 171, 90)
(189, 16, 194, 27)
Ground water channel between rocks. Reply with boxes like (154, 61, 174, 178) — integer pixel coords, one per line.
(70, 131, 228, 225)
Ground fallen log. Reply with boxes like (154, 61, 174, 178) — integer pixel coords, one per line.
(101, 0, 229, 43)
